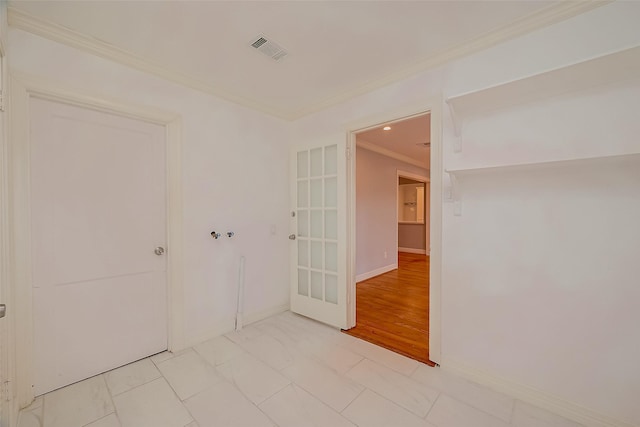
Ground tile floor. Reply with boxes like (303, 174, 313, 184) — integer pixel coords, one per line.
(18, 311, 585, 427)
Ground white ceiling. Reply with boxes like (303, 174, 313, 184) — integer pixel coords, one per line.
(9, 1, 590, 119)
(357, 113, 431, 169)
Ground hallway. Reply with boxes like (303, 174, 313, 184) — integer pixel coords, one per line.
(344, 252, 431, 365)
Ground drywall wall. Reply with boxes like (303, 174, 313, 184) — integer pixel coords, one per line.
(355, 146, 428, 280)
(292, 2, 640, 425)
(8, 29, 291, 347)
(398, 223, 425, 251)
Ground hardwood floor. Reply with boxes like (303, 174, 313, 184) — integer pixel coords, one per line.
(344, 252, 434, 366)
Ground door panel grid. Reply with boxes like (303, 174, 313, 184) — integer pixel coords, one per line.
(296, 145, 338, 305)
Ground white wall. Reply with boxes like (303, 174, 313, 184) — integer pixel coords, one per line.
(292, 2, 640, 425)
(8, 29, 291, 347)
(355, 147, 428, 278)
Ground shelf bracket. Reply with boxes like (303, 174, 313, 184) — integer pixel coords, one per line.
(447, 171, 462, 216)
(445, 99, 462, 153)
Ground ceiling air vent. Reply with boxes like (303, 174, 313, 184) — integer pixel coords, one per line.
(250, 35, 288, 62)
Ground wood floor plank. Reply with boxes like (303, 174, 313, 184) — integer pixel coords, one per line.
(344, 252, 434, 366)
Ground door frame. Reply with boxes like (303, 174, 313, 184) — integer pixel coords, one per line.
(345, 97, 443, 364)
(396, 170, 430, 255)
(0, 11, 17, 425)
(8, 73, 185, 407)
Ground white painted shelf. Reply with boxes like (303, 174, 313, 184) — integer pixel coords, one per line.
(446, 152, 640, 177)
(445, 152, 640, 216)
(445, 45, 640, 151)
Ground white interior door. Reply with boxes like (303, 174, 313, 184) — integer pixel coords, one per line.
(290, 142, 347, 329)
(30, 98, 168, 395)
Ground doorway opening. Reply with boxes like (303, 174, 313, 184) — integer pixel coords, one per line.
(345, 112, 434, 365)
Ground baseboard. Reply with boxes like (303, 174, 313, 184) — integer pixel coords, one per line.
(184, 318, 236, 349)
(440, 359, 634, 427)
(184, 304, 290, 349)
(398, 247, 427, 255)
(243, 303, 289, 326)
(356, 263, 397, 282)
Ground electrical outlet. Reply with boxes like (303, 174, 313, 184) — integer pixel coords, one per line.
(383, 251, 388, 259)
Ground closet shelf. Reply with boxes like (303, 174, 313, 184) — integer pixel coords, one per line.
(445, 45, 640, 151)
(445, 153, 640, 217)
(446, 152, 640, 177)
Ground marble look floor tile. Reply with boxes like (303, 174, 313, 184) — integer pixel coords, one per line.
(259, 384, 356, 427)
(150, 351, 175, 365)
(226, 326, 299, 371)
(343, 389, 435, 427)
(512, 401, 586, 427)
(279, 312, 351, 346)
(184, 381, 273, 427)
(224, 325, 264, 343)
(23, 396, 43, 411)
(104, 358, 161, 396)
(156, 350, 222, 400)
(217, 351, 290, 405)
(18, 396, 43, 427)
(412, 365, 514, 422)
(194, 335, 245, 366)
(17, 410, 41, 427)
(254, 315, 311, 346)
(298, 339, 363, 375)
(426, 394, 510, 427)
(43, 375, 114, 427)
(112, 378, 192, 427)
(344, 337, 421, 376)
(282, 356, 364, 412)
(85, 414, 122, 427)
(346, 359, 439, 417)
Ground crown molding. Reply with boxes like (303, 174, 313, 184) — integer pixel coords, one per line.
(7, 7, 293, 120)
(357, 139, 428, 170)
(294, 0, 612, 119)
(8, 2, 610, 121)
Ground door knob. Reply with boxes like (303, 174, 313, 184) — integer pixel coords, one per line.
(154, 247, 165, 256)
(289, 234, 296, 240)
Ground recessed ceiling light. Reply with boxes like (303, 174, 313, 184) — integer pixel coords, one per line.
(383, 126, 391, 131)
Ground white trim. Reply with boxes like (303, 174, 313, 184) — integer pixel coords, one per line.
(7, 2, 608, 121)
(295, 2, 610, 119)
(397, 170, 430, 183)
(397, 169, 429, 258)
(398, 248, 427, 255)
(0, 2, 18, 422)
(346, 135, 356, 328)
(357, 139, 428, 169)
(6, 8, 289, 120)
(440, 359, 634, 427)
(346, 96, 443, 364)
(9, 73, 184, 408)
(244, 304, 290, 327)
(355, 264, 398, 283)
(185, 320, 235, 350)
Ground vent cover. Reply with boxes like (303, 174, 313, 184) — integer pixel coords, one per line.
(250, 35, 288, 62)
